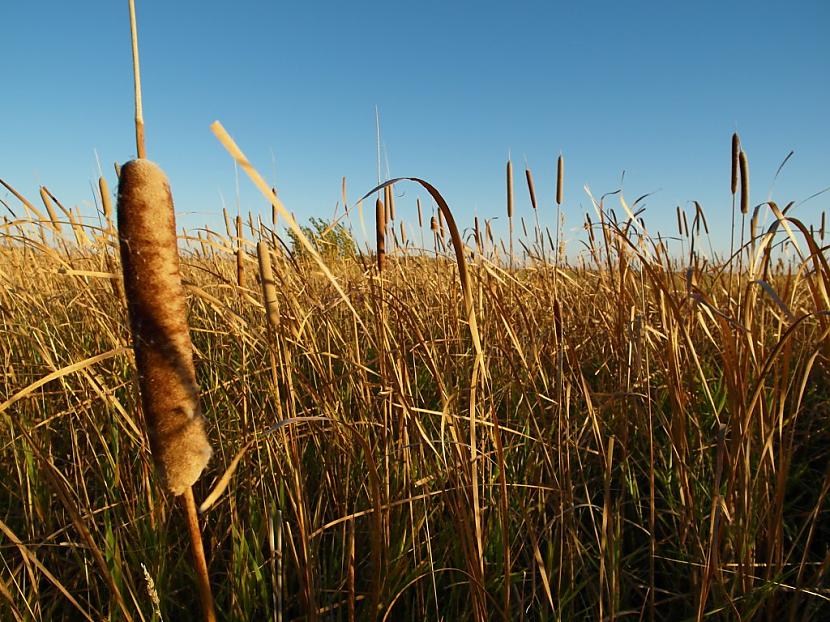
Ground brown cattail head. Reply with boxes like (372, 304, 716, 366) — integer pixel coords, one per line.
(556, 155, 564, 205)
(525, 167, 538, 210)
(117, 159, 212, 496)
(506, 160, 514, 219)
(416, 198, 423, 228)
(739, 150, 749, 215)
(430, 215, 438, 232)
(731, 133, 740, 195)
(375, 198, 386, 272)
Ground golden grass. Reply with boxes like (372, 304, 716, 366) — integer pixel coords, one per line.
(1, 137, 829, 621)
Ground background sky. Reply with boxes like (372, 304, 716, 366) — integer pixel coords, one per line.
(1, 1, 828, 255)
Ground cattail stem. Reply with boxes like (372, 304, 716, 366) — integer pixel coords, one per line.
(507, 159, 514, 267)
(183, 488, 217, 622)
(128, 0, 145, 159)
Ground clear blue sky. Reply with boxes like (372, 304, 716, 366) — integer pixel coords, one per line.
(2, 1, 828, 253)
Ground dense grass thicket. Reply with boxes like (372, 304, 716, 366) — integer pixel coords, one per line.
(1, 170, 829, 621)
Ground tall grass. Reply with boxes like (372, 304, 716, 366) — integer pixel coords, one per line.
(1, 144, 829, 621)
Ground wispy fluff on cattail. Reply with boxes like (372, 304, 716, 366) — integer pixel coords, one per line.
(117, 159, 212, 496)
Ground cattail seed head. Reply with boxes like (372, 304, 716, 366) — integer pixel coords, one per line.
(416, 198, 423, 228)
(739, 150, 749, 214)
(257, 241, 280, 332)
(525, 167, 538, 210)
(117, 159, 212, 496)
(99, 177, 113, 231)
(39, 186, 61, 233)
(375, 198, 386, 272)
(556, 155, 564, 206)
(731, 133, 740, 195)
(385, 184, 395, 222)
(506, 160, 514, 219)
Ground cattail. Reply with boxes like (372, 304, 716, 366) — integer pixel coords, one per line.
(821, 212, 826, 241)
(223, 208, 232, 239)
(506, 160, 514, 219)
(385, 184, 395, 222)
(739, 150, 749, 214)
(376, 198, 386, 272)
(99, 177, 114, 232)
(525, 167, 538, 211)
(236, 215, 245, 288)
(39, 186, 61, 233)
(399, 221, 407, 246)
(731, 133, 740, 195)
(416, 198, 423, 228)
(676, 206, 683, 237)
(430, 215, 438, 232)
(117, 159, 212, 496)
(341, 177, 348, 216)
(257, 241, 280, 332)
(556, 155, 564, 205)
(474, 216, 482, 252)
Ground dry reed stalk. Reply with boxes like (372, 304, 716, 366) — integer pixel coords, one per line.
(556, 155, 564, 205)
(38, 187, 61, 233)
(739, 150, 749, 215)
(117, 159, 212, 494)
(69, 208, 89, 247)
(236, 215, 245, 288)
(0, 179, 47, 225)
(376, 198, 386, 272)
(257, 241, 280, 332)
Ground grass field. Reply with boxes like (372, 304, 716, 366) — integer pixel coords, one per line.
(1, 163, 829, 620)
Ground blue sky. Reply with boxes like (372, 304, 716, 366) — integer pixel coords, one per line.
(2, 1, 828, 254)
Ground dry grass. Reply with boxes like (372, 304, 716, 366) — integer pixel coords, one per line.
(1, 149, 829, 621)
